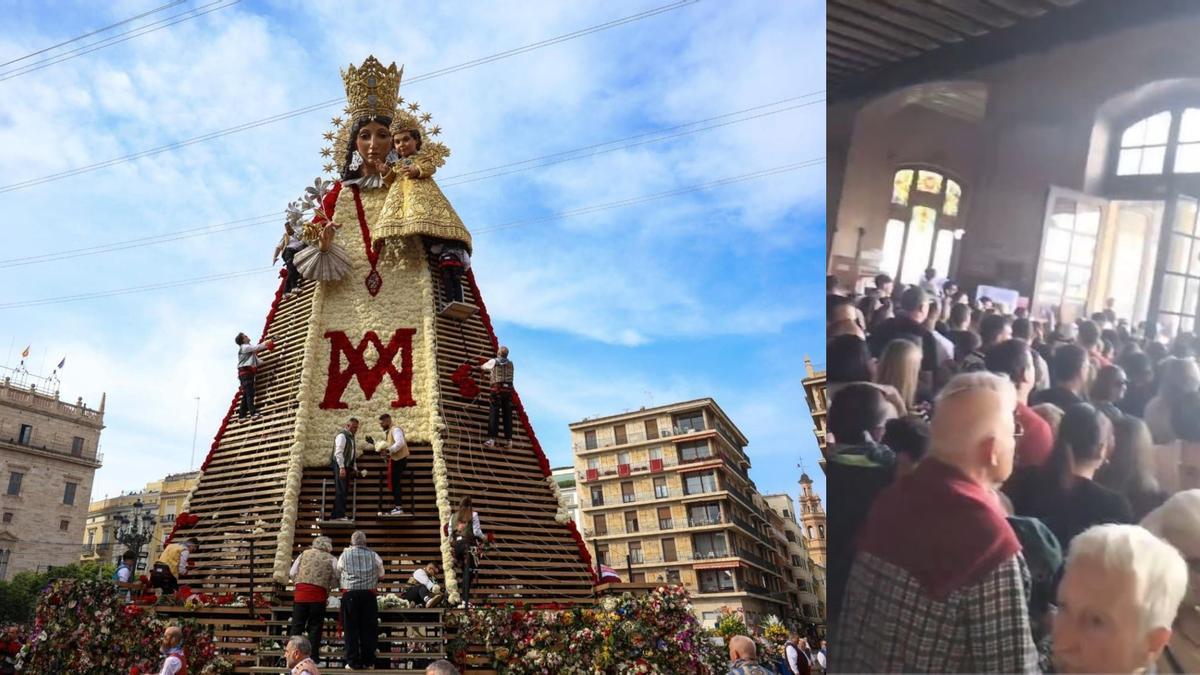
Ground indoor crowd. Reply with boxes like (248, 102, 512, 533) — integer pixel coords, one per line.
(826, 272, 1200, 673)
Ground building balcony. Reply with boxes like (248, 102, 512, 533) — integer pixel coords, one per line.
(0, 436, 103, 468)
(730, 513, 773, 548)
(581, 452, 750, 486)
(587, 487, 680, 510)
(696, 585, 739, 595)
(81, 543, 116, 558)
(741, 582, 771, 596)
(735, 547, 777, 572)
(574, 422, 710, 454)
(687, 513, 726, 528)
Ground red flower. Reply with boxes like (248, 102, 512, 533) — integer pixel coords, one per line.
(130, 667, 141, 675)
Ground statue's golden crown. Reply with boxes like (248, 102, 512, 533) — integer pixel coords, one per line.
(341, 56, 402, 121)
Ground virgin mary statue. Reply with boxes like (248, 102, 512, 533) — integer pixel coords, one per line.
(286, 56, 466, 474)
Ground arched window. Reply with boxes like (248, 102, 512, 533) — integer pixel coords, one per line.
(1114, 109, 1200, 176)
(817, 524, 825, 539)
(1116, 111, 1171, 175)
(807, 525, 814, 539)
(880, 167, 964, 286)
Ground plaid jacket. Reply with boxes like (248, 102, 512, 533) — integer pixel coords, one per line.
(833, 551, 1039, 673)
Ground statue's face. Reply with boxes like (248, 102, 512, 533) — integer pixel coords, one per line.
(394, 131, 418, 158)
(356, 121, 391, 171)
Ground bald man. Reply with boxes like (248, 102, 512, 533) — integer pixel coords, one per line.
(156, 626, 185, 675)
(833, 372, 1039, 673)
(727, 635, 773, 675)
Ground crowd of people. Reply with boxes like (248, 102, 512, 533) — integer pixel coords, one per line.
(827, 270, 1200, 672)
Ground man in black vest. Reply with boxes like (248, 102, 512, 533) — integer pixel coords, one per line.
(330, 418, 359, 520)
(479, 347, 514, 448)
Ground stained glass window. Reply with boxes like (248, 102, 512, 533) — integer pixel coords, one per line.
(882, 168, 963, 284)
(944, 180, 961, 216)
(892, 169, 913, 206)
(916, 170, 943, 194)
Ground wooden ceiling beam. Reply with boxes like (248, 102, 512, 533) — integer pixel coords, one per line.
(827, 4, 944, 50)
(827, 20, 924, 59)
(830, 0, 1200, 103)
(834, 0, 967, 43)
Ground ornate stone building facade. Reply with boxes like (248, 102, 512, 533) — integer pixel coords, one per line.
(0, 368, 104, 577)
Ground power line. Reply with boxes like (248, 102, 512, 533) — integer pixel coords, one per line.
(0, 159, 818, 309)
(0, 212, 280, 269)
(440, 92, 821, 182)
(439, 96, 822, 188)
(0, 95, 817, 268)
(0, 267, 273, 310)
(0, 0, 187, 68)
(0, 0, 696, 194)
(475, 159, 824, 234)
(0, 1, 241, 82)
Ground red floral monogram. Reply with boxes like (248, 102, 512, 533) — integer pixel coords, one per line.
(320, 329, 417, 409)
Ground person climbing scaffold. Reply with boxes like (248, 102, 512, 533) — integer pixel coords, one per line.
(477, 346, 514, 448)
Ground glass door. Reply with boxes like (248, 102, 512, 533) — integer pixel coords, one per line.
(1032, 187, 1108, 325)
(1154, 195, 1200, 338)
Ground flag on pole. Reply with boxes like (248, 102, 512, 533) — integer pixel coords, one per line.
(20, 345, 29, 359)
(599, 564, 622, 582)
(57, 357, 66, 370)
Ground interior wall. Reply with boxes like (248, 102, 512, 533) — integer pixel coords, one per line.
(831, 13, 1200, 296)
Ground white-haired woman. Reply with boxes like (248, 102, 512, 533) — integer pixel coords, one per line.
(1143, 491, 1200, 672)
(288, 535, 339, 664)
(1053, 524, 1188, 674)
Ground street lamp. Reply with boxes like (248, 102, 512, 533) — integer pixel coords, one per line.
(115, 499, 157, 571)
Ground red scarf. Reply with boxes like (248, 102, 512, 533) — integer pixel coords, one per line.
(858, 458, 1019, 600)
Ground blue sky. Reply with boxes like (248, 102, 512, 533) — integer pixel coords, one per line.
(0, 0, 825, 512)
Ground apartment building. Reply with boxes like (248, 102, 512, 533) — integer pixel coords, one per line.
(143, 470, 200, 565)
(571, 398, 789, 628)
(84, 470, 200, 570)
(81, 491, 158, 567)
(802, 358, 827, 468)
(765, 493, 825, 632)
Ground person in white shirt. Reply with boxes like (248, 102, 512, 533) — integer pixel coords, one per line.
(235, 332, 275, 420)
(337, 531, 385, 669)
(330, 418, 359, 521)
(403, 561, 445, 608)
(367, 413, 409, 515)
(816, 640, 828, 674)
(478, 346, 514, 448)
(784, 633, 809, 675)
(156, 626, 186, 675)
